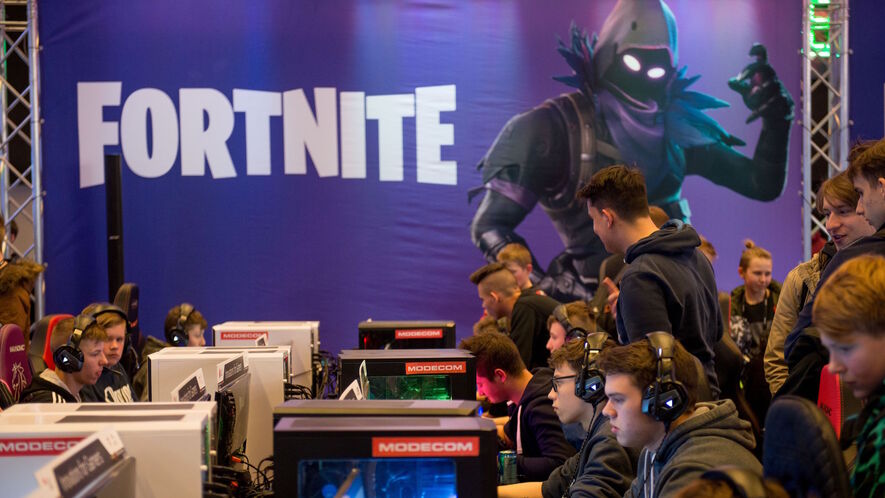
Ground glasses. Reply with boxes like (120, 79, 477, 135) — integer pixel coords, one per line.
(551, 374, 577, 393)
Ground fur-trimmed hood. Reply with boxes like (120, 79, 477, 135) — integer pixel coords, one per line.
(0, 258, 45, 294)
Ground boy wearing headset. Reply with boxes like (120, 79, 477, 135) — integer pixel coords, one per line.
(79, 303, 135, 403)
(20, 316, 108, 403)
(163, 303, 208, 347)
(131, 303, 208, 400)
(499, 332, 634, 498)
(597, 333, 759, 498)
(546, 301, 597, 353)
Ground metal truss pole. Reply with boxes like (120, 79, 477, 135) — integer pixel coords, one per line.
(802, 0, 850, 261)
(0, 0, 44, 318)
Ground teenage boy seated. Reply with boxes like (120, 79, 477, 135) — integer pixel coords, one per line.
(812, 255, 885, 498)
(459, 332, 575, 481)
(20, 316, 108, 403)
(470, 262, 560, 370)
(498, 242, 544, 295)
(597, 333, 760, 498)
(499, 333, 634, 498)
(132, 302, 209, 400)
(79, 303, 135, 403)
(546, 301, 597, 353)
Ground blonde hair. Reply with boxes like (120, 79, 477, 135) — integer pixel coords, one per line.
(81, 302, 126, 329)
(497, 243, 532, 267)
(50, 317, 108, 353)
(739, 239, 771, 271)
(813, 254, 885, 339)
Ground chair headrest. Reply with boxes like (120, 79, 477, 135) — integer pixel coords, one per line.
(0, 323, 31, 401)
(31, 313, 73, 374)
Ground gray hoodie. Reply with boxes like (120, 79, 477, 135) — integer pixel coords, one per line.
(625, 399, 760, 498)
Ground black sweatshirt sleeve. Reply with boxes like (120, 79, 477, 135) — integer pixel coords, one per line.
(517, 396, 576, 481)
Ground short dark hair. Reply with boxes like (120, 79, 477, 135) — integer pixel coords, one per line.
(469, 262, 519, 298)
(164, 304, 208, 335)
(846, 138, 885, 186)
(549, 334, 617, 374)
(459, 332, 526, 380)
(596, 337, 699, 409)
(577, 165, 649, 221)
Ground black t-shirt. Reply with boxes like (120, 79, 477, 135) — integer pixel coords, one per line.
(743, 300, 768, 325)
(80, 363, 134, 403)
(510, 293, 560, 370)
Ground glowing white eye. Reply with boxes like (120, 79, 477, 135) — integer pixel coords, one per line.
(647, 67, 666, 79)
(622, 54, 641, 72)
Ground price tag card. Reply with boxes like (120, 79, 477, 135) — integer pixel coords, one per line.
(216, 353, 249, 388)
(34, 429, 125, 498)
(170, 368, 207, 402)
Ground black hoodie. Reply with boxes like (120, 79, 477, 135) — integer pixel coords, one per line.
(503, 368, 576, 481)
(20, 369, 79, 403)
(627, 400, 760, 498)
(616, 220, 722, 395)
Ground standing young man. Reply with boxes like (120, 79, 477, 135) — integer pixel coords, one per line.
(499, 333, 634, 498)
(578, 165, 722, 396)
(79, 303, 135, 403)
(597, 333, 759, 498)
(471, 262, 560, 370)
(20, 316, 108, 403)
(784, 138, 885, 362)
(460, 332, 574, 482)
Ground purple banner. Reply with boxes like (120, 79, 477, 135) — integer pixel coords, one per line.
(39, 0, 802, 355)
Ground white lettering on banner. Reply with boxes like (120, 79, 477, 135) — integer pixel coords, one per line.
(120, 88, 179, 179)
(233, 89, 282, 176)
(77, 83, 457, 188)
(179, 88, 237, 179)
(77, 82, 121, 188)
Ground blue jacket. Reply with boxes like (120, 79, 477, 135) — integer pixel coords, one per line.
(617, 220, 723, 395)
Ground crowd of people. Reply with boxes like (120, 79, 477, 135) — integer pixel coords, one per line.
(466, 138, 885, 497)
(3, 138, 885, 496)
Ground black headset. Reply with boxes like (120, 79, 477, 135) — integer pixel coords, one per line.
(552, 304, 588, 341)
(701, 466, 768, 498)
(54, 304, 127, 373)
(166, 303, 195, 347)
(574, 331, 610, 404)
(641, 332, 688, 423)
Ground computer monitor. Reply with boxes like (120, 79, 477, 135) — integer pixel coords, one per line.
(274, 416, 497, 498)
(212, 321, 318, 386)
(339, 349, 476, 401)
(358, 320, 456, 349)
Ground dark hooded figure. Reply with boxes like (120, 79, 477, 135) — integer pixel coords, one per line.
(469, 0, 794, 302)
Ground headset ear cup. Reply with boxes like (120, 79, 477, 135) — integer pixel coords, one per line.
(578, 368, 605, 403)
(53, 345, 84, 373)
(641, 379, 688, 422)
(168, 328, 187, 347)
